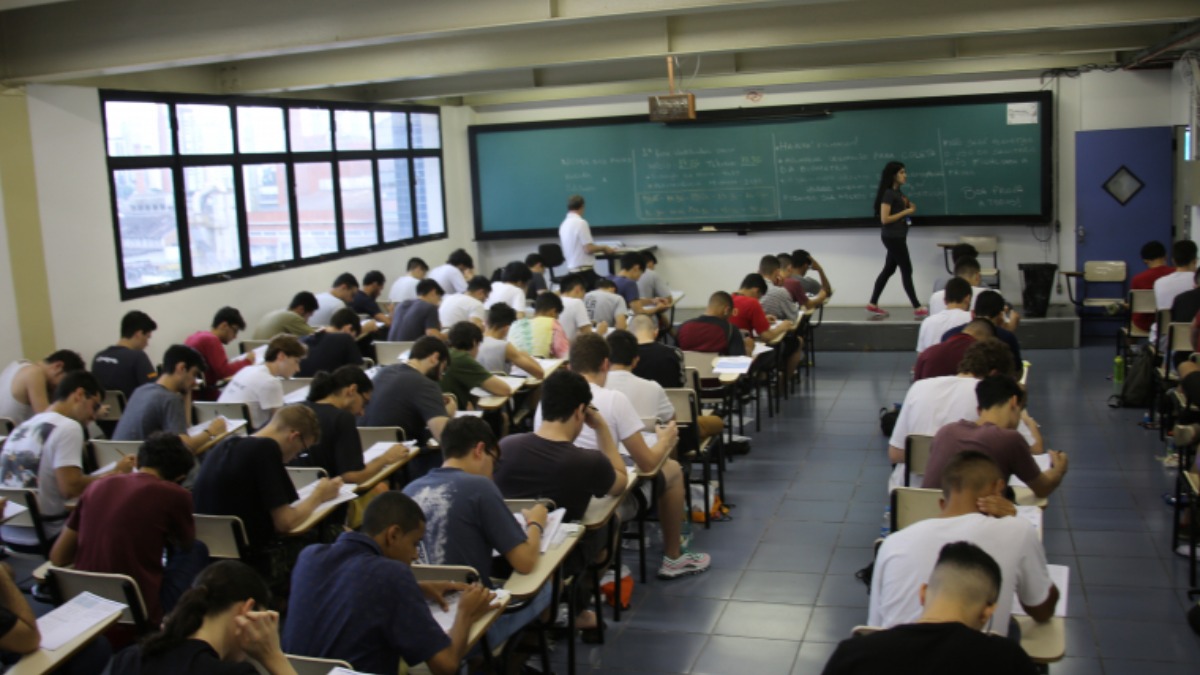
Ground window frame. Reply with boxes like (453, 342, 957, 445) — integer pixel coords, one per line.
(101, 90, 446, 300)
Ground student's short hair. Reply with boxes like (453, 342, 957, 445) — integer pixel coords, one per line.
(120, 311, 157, 339)
(407, 257, 429, 273)
(957, 338, 1015, 378)
(362, 270, 385, 287)
(447, 321, 483, 350)
(975, 374, 1024, 410)
(540, 370, 592, 423)
(163, 344, 206, 375)
(776, 253, 794, 269)
(361, 491, 425, 537)
(416, 279, 445, 297)
(329, 308, 361, 335)
(929, 541, 1003, 607)
(534, 293, 563, 316)
(211, 306, 246, 330)
(758, 255, 781, 277)
(940, 450, 1002, 498)
(595, 278, 617, 291)
(410, 335, 450, 363)
(45, 349, 85, 374)
(53, 370, 103, 402)
(265, 334, 306, 362)
(137, 432, 196, 483)
(524, 253, 545, 268)
(962, 318, 997, 339)
(791, 249, 813, 267)
(606, 330, 640, 367)
(708, 291, 734, 311)
(643, 251, 658, 266)
(950, 243, 978, 265)
(502, 261, 533, 284)
(307, 365, 373, 402)
(943, 277, 972, 305)
(567, 194, 585, 211)
(559, 274, 586, 294)
(270, 404, 321, 442)
(619, 252, 645, 272)
(1173, 240, 1198, 267)
(289, 292, 319, 314)
(332, 272, 359, 289)
(739, 273, 768, 295)
(1140, 241, 1167, 261)
(439, 416, 496, 461)
(569, 333, 609, 375)
(467, 275, 492, 294)
(954, 257, 981, 277)
(629, 314, 657, 335)
(486, 303, 517, 330)
(447, 248, 474, 269)
(1193, 268, 1200, 286)
(973, 290, 1006, 319)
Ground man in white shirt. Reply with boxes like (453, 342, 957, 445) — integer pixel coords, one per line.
(929, 258, 985, 316)
(1155, 240, 1198, 312)
(428, 249, 474, 296)
(558, 274, 597, 341)
(439, 275, 492, 328)
(388, 257, 428, 303)
(219, 334, 306, 430)
(558, 195, 615, 291)
(869, 451, 1058, 633)
(603, 331, 675, 424)
(917, 278, 973, 353)
(309, 273, 360, 327)
(484, 261, 533, 317)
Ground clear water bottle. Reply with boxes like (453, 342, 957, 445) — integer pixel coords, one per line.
(880, 505, 891, 538)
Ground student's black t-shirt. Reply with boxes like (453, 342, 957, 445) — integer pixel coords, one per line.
(110, 640, 259, 675)
(360, 364, 447, 444)
(350, 289, 383, 318)
(879, 188, 910, 239)
(494, 433, 616, 521)
(821, 622, 1036, 675)
(298, 331, 363, 378)
(192, 436, 298, 558)
(633, 342, 686, 389)
(91, 345, 157, 400)
(388, 299, 440, 341)
(292, 401, 365, 479)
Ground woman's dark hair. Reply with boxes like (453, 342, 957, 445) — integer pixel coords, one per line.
(308, 365, 373, 402)
(873, 161, 906, 216)
(141, 560, 271, 657)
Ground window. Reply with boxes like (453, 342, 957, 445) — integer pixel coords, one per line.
(102, 92, 446, 299)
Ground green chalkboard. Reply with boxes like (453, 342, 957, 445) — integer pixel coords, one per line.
(470, 92, 1051, 239)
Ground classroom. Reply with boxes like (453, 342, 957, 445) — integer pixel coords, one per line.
(0, 1, 1199, 673)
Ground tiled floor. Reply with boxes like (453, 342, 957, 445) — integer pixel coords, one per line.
(551, 344, 1200, 675)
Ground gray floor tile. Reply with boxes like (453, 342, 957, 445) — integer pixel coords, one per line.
(1076, 556, 1172, 588)
(801, 606, 866, 643)
(1102, 660, 1200, 675)
(1090, 618, 1200, 661)
(775, 499, 848, 523)
(713, 601, 812, 641)
(657, 568, 744, 600)
(1084, 587, 1187, 622)
(747, 543, 833, 574)
(602, 629, 710, 672)
(731, 571, 823, 605)
(815, 574, 869, 608)
(691, 636, 800, 675)
(626, 594, 727, 634)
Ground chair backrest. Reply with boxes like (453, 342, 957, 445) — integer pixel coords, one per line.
(286, 466, 327, 491)
(0, 417, 13, 434)
(239, 339, 270, 355)
(538, 243, 565, 268)
(193, 402, 250, 424)
(98, 390, 126, 422)
(193, 514, 249, 559)
(1083, 260, 1127, 283)
(890, 487, 943, 532)
(639, 417, 658, 432)
(91, 440, 141, 469)
(286, 655, 353, 675)
(0, 487, 50, 556)
(682, 351, 719, 379)
(665, 388, 698, 425)
(851, 625, 882, 637)
(45, 566, 150, 632)
(411, 563, 480, 583)
(959, 235, 998, 254)
(279, 377, 312, 396)
(903, 434, 934, 487)
(358, 426, 406, 449)
(375, 341, 415, 364)
(1129, 289, 1157, 313)
(1169, 322, 1192, 354)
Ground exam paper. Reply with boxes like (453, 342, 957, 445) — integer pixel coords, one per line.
(37, 592, 125, 651)
(1011, 564, 1068, 617)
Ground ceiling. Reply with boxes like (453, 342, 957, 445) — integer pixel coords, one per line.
(0, 0, 1197, 107)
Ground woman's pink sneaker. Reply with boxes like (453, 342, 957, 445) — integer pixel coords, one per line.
(865, 304, 889, 317)
(914, 306, 930, 318)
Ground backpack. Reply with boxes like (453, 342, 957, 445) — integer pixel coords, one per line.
(1111, 348, 1155, 408)
(879, 405, 900, 436)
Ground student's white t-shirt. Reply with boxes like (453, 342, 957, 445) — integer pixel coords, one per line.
(868, 512, 1054, 631)
(916, 308, 972, 352)
(605, 370, 674, 424)
(218, 364, 285, 430)
(485, 283, 527, 315)
(535, 382, 642, 454)
(0, 410, 85, 544)
(439, 293, 487, 328)
(1154, 270, 1193, 310)
(559, 297, 592, 342)
(308, 292, 345, 327)
(928, 286, 986, 315)
(428, 264, 468, 295)
(389, 276, 421, 303)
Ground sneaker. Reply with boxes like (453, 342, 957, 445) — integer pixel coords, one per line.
(1176, 543, 1196, 559)
(865, 304, 889, 318)
(658, 551, 711, 579)
(914, 306, 929, 318)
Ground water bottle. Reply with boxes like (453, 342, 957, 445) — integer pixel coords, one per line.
(880, 506, 891, 538)
(1113, 355, 1125, 396)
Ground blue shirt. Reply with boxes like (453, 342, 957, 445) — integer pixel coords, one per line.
(282, 532, 449, 673)
(608, 275, 640, 306)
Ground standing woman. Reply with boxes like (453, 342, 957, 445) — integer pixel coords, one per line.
(866, 161, 927, 318)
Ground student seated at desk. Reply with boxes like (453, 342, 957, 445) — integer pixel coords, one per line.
(608, 330, 723, 443)
(781, 250, 831, 309)
(677, 291, 752, 356)
(0, 349, 86, 427)
(914, 319, 995, 381)
(110, 560, 297, 675)
(0, 557, 42, 661)
(361, 336, 457, 448)
(584, 279, 629, 332)
(298, 308, 364, 378)
(442, 322, 515, 411)
(403, 417, 552, 648)
(869, 452, 1058, 635)
(557, 274, 598, 341)
(186, 306, 253, 400)
(253, 292, 318, 340)
(91, 309, 158, 400)
(525, 252, 549, 301)
(609, 252, 666, 316)
(917, 277, 973, 354)
(219, 335, 305, 430)
(0, 371, 135, 548)
(389, 278, 445, 342)
(731, 273, 794, 344)
(192, 405, 342, 587)
(389, 256, 429, 304)
(825, 542, 1037, 675)
(476, 304, 544, 379)
(115, 345, 226, 452)
(631, 315, 685, 388)
(637, 250, 672, 301)
(283, 492, 492, 675)
(942, 291, 1023, 380)
(350, 269, 391, 329)
(930, 257, 986, 316)
(309, 272, 360, 328)
(758, 256, 805, 379)
(51, 433, 205, 624)
(439, 275, 492, 329)
(485, 261, 533, 318)
(930, 242, 978, 294)
(428, 249, 475, 296)
(509, 293, 569, 359)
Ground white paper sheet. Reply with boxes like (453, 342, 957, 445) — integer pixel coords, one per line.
(1, 499, 28, 522)
(186, 417, 247, 438)
(291, 481, 359, 509)
(37, 592, 125, 651)
(426, 588, 509, 634)
(471, 375, 525, 398)
(1011, 564, 1068, 617)
(713, 357, 753, 374)
(1009, 454, 1053, 487)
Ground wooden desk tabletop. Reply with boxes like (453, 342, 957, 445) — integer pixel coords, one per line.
(583, 467, 639, 529)
(503, 523, 583, 599)
(354, 450, 415, 494)
(1014, 616, 1065, 663)
(9, 610, 120, 675)
(286, 485, 358, 536)
(468, 593, 510, 650)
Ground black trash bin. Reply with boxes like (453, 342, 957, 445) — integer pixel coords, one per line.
(1018, 263, 1057, 318)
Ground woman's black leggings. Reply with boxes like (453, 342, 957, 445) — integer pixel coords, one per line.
(870, 236, 921, 307)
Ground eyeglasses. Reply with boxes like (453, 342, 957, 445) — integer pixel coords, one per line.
(484, 444, 502, 464)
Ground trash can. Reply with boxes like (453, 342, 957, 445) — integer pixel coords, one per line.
(1018, 263, 1057, 318)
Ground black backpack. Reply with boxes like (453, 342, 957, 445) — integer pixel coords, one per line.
(879, 405, 900, 436)
(1110, 348, 1155, 408)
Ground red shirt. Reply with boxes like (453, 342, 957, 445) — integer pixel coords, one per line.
(677, 316, 746, 356)
(66, 472, 195, 623)
(731, 294, 770, 336)
(913, 333, 976, 381)
(782, 277, 808, 305)
(1131, 266, 1175, 331)
(184, 330, 249, 398)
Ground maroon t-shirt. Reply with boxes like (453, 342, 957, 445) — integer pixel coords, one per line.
(913, 333, 976, 381)
(922, 419, 1043, 489)
(66, 472, 195, 622)
(677, 316, 746, 356)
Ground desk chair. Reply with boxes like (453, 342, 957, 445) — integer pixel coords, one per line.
(667, 387, 722, 528)
(44, 566, 152, 635)
(1063, 260, 1128, 321)
(958, 236, 1000, 289)
(279, 377, 312, 396)
(0, 417, 13, 434)
(284, 656, 352, 675)
(193, 402, 251, 425)
(0, 488, 52, 559)
(890, 487, 942, 532)
(683, 351, 738, 444)
(1118, 289, 1156, 357)
(375, 341, 415, 365)
(538, 243, 566, 283)
(903, 434, 934, 487)
(238, 339, 269, 355)
(193, 514, 249, 560)
(286, 467, 328, 491)
(90, 440, 140, 471)
(1151, 311, 1192, 437)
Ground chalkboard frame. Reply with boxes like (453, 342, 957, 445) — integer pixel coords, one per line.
(469, 91, 1053, 240)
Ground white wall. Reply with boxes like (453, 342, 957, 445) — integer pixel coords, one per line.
(0, 176, 24, 365)
(470, 70, 1176, 309)
(24, 85, 478, 366)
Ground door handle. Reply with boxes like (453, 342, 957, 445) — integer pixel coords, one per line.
(1076, 225, 1085, 243)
